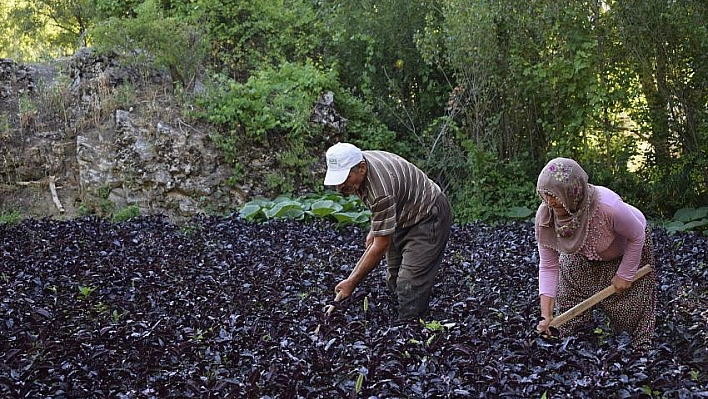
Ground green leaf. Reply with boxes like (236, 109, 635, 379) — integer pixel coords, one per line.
(310, 200, 343, 217)
(682, 220, 708, 230)
(505, 206, 533, 219)
(263, 200, 304, 219)
(355, 371, 364, 393)
(664, 220, 686, 233)
(673, 207, 708, 222)
(238, 203, 263, 220)
(332, 211, 363, 224)
(245, 197, 274, 208)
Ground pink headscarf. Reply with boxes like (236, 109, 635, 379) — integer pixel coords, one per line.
(535, 158, 598, 254)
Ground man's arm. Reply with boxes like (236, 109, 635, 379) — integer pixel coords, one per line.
(334, 234, 391, 298)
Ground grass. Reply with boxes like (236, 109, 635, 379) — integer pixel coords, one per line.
(0, 210, 22, 225)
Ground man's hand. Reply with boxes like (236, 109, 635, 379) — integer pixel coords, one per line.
(334, 278, 356, 300)
(611, 275, 632, 293)
(365, 231, 374, 249)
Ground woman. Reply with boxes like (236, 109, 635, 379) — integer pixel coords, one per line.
(534, 157, 657, 347)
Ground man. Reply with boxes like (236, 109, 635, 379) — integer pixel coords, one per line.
(324, 142, 452, 320)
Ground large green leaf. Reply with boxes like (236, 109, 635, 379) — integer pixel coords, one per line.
(505, 206, 533, 219)
(264, 200, 304, 219)
(239, 203, 263, 220)
(673, 207, 708, 222)
(309, 200, 343, 217)
(333, 211, 365, 224)
(664, 220, 687, 233)
(681, 219, 708, 230)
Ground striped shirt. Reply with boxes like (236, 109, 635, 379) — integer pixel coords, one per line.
(358, 151, 442, 236)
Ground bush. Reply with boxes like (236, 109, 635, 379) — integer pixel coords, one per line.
(662, 207, 708, 236)
(184, 0, 325, 76)
(197, 61, 341, 194)
(91, 0, 207, 88)
(0, 210, 22, 225)
(445, 144, 537, 224)
(112, 204, 140, 222)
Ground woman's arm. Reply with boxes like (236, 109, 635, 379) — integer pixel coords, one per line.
(612, 202, 646, 281)
(538, 245, 561, 297)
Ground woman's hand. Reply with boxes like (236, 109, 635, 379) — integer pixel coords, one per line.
(611, 275, 632, 293)
(536, 316, 553, 335)
(537, 294, 555, 335)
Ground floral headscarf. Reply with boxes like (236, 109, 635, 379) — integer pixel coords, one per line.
(535, 157, 597, 254)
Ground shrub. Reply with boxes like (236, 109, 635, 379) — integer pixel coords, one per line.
(0, 210, 22, 225)
(663, 207, 708, 236)
(197, 61, 339, 194)
(112, 205, 140, 222)
(238, 192, 370, 227)
(445, 144, 537, 224)
(91, 0, 207, 88)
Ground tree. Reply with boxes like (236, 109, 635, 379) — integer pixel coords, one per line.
(321, 0, 450, 157)
(0, 0, 96, 60)
(91, 0, 207, 88)
(610, 0, 708, 214)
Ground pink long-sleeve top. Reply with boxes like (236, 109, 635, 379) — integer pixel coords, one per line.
(538, 186, 647, 297)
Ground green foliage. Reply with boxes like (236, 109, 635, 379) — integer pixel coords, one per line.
(323, 0, 448, 156)
(238, 192, 370, 227)
(112, 205, 141, 222)
(201, 61, 337, 141)
(354, 370, 365, 394)
(423, 319, 455, 332)
(640, 153, 708, 218)
(197, 61, 338, 193)
(2, 0, 706, 225)
(690, 370, 700, 382)
(331, 89, 403, 154)
(77, 285, 96, 300)
(447, 144, 537, 224)
(639, 385, 663, 399)
(111, 309, 128, 322)
(0, 210, 22, 225)
(94, 0, 141, 19)
(0, 0, 93, 60)
(184, 0, 325, 75)
(91, 0, 207, 88)
(663, 207, 708, 236)
(610, 0, 708, 216)
(416, 114, 538, 224)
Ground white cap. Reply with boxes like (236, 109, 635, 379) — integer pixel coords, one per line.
(324, 143, 363, 185)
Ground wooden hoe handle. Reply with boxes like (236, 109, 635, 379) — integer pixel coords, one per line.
(325, 292, 344, 316)
(548, 264, 653, 329)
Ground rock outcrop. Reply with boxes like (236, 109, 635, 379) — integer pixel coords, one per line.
(0, 50, 346, 222)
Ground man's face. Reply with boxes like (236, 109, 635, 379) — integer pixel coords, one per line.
(336, 163, 365, 195)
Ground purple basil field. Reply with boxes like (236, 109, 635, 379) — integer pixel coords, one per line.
(1, 216, 707, 398)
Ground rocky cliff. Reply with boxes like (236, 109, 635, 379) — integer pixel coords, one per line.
(0, 49, 343, 222)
